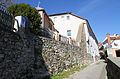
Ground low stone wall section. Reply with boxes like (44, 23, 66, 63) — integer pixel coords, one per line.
(106, 57, 120, 79)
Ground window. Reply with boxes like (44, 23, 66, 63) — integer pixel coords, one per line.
(67, 30, 71, 36)
(67, 16, 70, 20)
(61, 16, 64, 21)
(54, 17, 57, 21)
(61, 16, 64, 18)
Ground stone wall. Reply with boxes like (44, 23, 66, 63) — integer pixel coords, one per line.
(0, 26, 93, 79)
(106, 57, 120, 79)
(0, 27, 50, 79)
(41, 37, 85, 75)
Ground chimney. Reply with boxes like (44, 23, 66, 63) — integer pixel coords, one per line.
(106, 33, 111, 46)
(98, 42, 102, 47)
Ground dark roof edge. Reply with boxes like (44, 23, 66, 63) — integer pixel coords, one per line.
(86, 20, 98, 44)
(49, 12, 85, 20)
(49, 12, 72, 16)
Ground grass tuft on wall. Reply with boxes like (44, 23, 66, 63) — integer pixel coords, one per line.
(51, 65, 87, 79)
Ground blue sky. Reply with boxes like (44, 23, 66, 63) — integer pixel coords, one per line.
(17, 0, 120, 42)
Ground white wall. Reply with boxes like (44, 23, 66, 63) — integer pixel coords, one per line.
(89, 36, 99, 55)
(111, 40, 120, 49)
(102, 39, 120, 49)
(83, 20, 99, 61)
(102, 39, 120, 57)
(49, 14, 84, 41)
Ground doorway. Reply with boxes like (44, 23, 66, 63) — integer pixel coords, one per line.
(105, 50, 108, 57)
(116, 50, 120, 57)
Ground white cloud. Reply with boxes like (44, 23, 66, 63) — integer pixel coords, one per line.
(79, 0, 102, 13)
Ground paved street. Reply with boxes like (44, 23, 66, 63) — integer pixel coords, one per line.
(65, 60, 107, 79)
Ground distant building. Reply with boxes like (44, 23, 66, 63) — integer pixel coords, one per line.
(49, 12, 99, 61)
(36, 6, 59, 40)
(99, 33, 120, 57)
(36, 6, 54, 31)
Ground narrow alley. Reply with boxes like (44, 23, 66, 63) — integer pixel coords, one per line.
(64, 60, 107, 79)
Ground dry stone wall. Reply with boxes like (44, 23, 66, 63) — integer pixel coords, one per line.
(0, 28, 50, 79)
(0, 25, 93, 79)
(41, 37, 85, 74)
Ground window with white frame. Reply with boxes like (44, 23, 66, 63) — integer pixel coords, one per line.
(67, 30, 71, 36)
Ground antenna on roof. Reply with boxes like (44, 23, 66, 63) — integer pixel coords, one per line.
(37, 1, 41, 7)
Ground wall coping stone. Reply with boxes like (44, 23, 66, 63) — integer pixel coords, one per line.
(108, 57, 120, 68)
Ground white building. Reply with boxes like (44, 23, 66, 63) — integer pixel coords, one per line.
(84, 20, 99, 61)
(49, 12, 99, 61)
(100, 33, 120, 57)
(36, 6, 59, 40)
(49, 12, 84, 43)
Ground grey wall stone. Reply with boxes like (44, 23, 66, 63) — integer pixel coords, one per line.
(0, 27, 50, 79)
(39, 37, 93, 75)
(0, 25, 93, 78)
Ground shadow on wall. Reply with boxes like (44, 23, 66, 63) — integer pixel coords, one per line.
(0, 27, 51, 79)
(18, 31, 51, 79)
(33, 35, 51, 79)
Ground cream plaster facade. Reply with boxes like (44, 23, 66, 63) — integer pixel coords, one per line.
(49, 13, 84, 42)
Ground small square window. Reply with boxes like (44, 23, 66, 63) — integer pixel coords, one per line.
(67, 16, 70, 20)
(67, 30, 71, 36)
(61, 16, 64, 18)
(54, 17, 57, 21)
